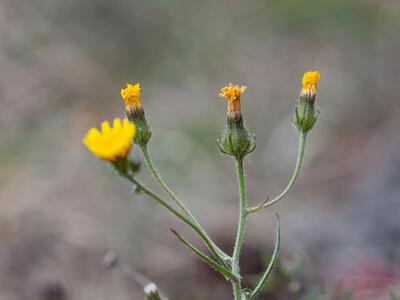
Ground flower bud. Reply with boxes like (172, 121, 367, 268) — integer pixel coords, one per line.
(218, 84, 256, 159)
(121, 83, 152, 147)
(293, 71, 320, 133)
(144, 283, 163, 300)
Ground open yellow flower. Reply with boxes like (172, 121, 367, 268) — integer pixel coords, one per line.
(219, 83, 247, 115)
(301, 71, 320, 98)
(83, 118, 136, 161)
(121, 83, 141, 111)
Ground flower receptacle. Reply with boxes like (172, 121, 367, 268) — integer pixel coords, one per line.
(127, 108, 152, 147)
(293, 101, 318, 133)
(218, 115, 256, 160)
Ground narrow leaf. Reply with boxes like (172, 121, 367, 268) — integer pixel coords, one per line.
(170, 229, 239, 282)
(249, 213, 281, 299)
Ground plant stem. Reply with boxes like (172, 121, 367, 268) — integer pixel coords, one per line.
(232, 158, 247, 300)
(140, 145, 231, 265)
(247, 131, 307, 213)
(141, 145, 191, 216)
(122, 173, 225, 267)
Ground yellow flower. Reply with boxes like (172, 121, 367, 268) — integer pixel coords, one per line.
(121, 83, 141, 110)
(83, 118, 136, 161)
(219, 83, 247, 114)
(301, 71, 320, 96)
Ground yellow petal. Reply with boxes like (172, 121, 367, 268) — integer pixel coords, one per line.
(113, 118, 122, 130)
(83, 118, 136, 161)
(101, 121, 111, 133)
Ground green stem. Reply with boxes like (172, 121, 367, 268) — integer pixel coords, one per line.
(232, 158, 247, 300)
(122, 173, 225, 267)
(247, 131, 307, 214)
(140, 145, 230, 266)
(141, 145, 191, 215)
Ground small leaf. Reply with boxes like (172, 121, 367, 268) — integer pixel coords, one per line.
(129, 160, 141, 173)
(249, 213, 281, 299)
(170, 229, 239, 282)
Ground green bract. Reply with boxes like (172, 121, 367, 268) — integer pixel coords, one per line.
(293, 100, 318, 133)
(218, 115, 256, 160)
(127, 108, 152, 147)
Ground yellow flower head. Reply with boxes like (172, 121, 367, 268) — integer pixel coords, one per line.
(219, 83, 247, 114)
(83, 118, 136, 161)
(121, 83, 141, 110)
(301, 71, 320, 96)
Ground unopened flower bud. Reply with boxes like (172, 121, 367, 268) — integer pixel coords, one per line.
(121, 83, 152, 147)
(218, 84, 256, 159)
(293, 71, 320, 133)
(144, 283, 163, 300)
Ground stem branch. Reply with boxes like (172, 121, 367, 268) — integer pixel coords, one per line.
(247, 131, 307, 213)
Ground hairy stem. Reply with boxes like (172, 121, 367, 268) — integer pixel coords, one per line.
(247, 131, 307, 213)
(141, 145, 191, 215)
(232, 158, 247, 300)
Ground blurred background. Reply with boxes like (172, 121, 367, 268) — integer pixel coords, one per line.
(1, 0, 400, 299)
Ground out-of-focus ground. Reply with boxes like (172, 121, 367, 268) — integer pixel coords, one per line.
(1, 0, 400, 299)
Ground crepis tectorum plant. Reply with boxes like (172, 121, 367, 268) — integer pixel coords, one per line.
(83, 70, 321, 300)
